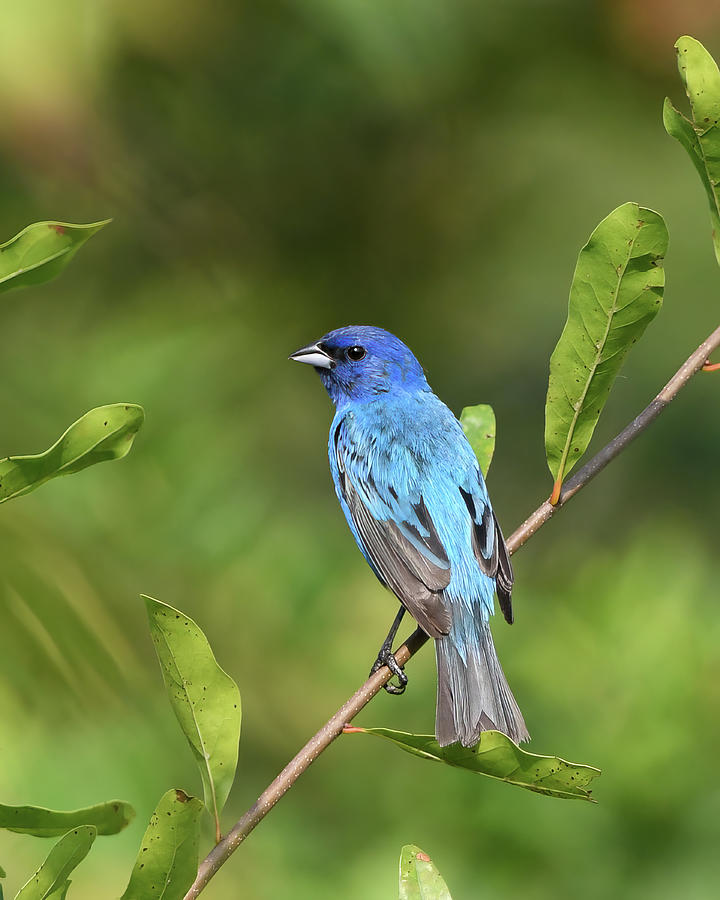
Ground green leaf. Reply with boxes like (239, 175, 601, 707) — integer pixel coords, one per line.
(663, 98, 711, 205)
(15, 826, 96, 900)
(0, 799, 134, 837)
(399, 845, 452, 900)
(460, 404, 496, 477)
(121, 789, 203, 900)
(144, 596, 242, 839)
(45, 884, 70, 900)
(664, 36, 720, 265)
(346, 727, 600, 801)
(0, 220, 109, 294)
(544, 202, 667, 502)
(0, 404, 144, 505)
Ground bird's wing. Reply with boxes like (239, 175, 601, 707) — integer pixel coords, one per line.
(333, 425, 452, 638)
(459, 477, 514, 624)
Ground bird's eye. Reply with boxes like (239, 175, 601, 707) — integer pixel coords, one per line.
(346, 345, 366, 362)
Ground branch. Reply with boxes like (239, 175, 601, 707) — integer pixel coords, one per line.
(184, 322, 720, 899)
(507, 322, 720, 553)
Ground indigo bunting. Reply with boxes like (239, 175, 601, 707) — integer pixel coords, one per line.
(291, 326, 528, 747)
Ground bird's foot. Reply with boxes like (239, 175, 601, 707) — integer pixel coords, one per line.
(370, 646, 408, 695)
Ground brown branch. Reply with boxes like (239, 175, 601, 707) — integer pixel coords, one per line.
(184, 322, 720, 899)
(184, 627, 429, 899)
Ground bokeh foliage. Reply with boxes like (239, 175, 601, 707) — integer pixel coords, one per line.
(1, 2, 720, 899)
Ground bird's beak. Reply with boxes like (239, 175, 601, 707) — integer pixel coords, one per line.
(288, 342, 334, 369)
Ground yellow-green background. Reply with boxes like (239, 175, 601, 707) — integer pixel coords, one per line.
(1, 2, 720, 897)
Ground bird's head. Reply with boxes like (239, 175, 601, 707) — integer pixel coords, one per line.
(290, 325, 428, 406)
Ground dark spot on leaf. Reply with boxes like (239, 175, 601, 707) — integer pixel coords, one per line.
(175, 789, 189, 803)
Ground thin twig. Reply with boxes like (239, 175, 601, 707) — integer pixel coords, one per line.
(184, 322, 720, 899)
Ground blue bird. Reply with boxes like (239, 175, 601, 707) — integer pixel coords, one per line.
(290, 326, 529, 746)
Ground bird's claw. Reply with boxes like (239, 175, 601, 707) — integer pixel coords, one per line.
(370, 647, 408, 695)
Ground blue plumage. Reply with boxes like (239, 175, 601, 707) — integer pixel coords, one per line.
(291, 326, 528, 746)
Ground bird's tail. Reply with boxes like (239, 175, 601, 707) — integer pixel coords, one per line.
(435, 621, 529, 747)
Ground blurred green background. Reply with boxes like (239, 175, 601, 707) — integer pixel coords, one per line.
(1, 1, 720, 897)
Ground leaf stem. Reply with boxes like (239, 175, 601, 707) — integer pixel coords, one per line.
(184, 321, 720, 899)
(549, 477, 562, 506)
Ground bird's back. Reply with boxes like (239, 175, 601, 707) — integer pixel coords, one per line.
(330, 389, 496, 618)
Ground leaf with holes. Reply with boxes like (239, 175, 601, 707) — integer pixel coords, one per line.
(121, 789, 203, 900)
(0, 799, 134, 837)
(0, 220, 109, 294)
(345, 727, 600, 801)
(0, 404, 144, 505)
(460, 404, 496, 477)
(399, 845, 452, 900)
(664, 36, 720, 266)
(144, 596, 241, 841)
(544, 203, 667, 503)
(15, 826, 96, 900)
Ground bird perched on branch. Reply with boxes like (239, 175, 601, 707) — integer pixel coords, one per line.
(290, 326, 528, 747)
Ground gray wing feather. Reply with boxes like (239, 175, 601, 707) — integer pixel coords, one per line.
(492, 513, 514, 624)
(460, 486, 514, 625)
(336, 441, 451, 638)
